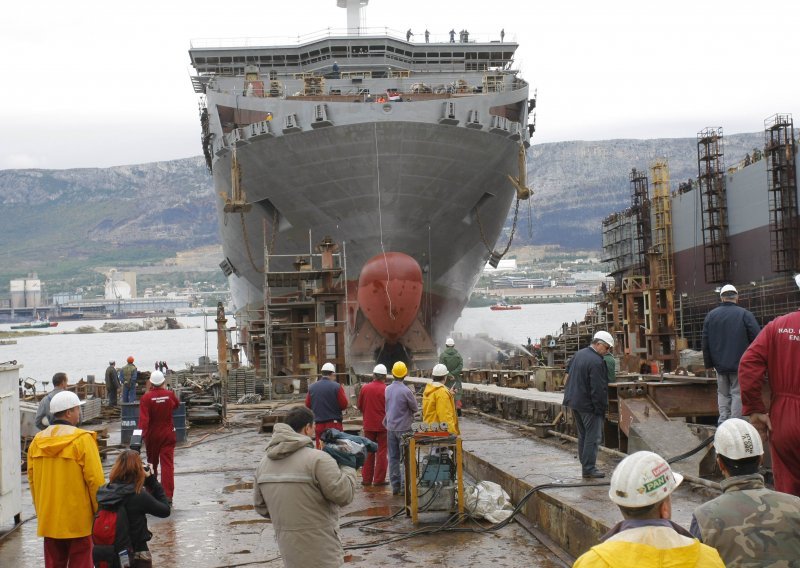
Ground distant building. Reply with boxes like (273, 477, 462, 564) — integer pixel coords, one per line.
(483, 258, 517, 273)
(10, 275, 41, 308)
(105, 269, 137, 299)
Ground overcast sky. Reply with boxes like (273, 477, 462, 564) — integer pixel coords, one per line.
(2, 0, 797, 170)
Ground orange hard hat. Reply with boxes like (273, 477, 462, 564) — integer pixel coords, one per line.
(127, 356, 134, 363)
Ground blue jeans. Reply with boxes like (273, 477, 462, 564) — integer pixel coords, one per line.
(388, 430, 409, 491)
(122, 383, 137, 403)
(716, 372, 742, 424)
(573, 409, 604, 474)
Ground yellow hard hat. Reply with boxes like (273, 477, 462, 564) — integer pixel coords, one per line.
(391, 361, 408, 378)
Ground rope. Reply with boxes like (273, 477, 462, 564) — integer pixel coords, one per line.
(373, 123, 395, 321)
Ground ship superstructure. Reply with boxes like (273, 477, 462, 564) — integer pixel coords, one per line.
(189, 2, 533, 373)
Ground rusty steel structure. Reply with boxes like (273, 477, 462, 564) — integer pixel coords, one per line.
(764, 114, 800, 274)
(697, 127, 730, 284)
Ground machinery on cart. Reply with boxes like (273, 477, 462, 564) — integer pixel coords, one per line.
(403, 422, 464, 523)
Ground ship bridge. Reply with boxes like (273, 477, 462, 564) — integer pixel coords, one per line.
(189, 31, 519, 92)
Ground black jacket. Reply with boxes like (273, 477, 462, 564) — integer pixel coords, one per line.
(701, 302, 760, 373)
(563, 346, 608, 416)
(96, 475, 171, 552)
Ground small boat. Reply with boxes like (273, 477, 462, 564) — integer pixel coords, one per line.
(10, 318, 57, 330)
(490, 302, 522, 311)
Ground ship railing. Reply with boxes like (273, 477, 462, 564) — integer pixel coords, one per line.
(190, 28, 515, 49)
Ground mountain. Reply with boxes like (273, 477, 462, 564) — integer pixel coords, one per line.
(0, 131, 766, 280)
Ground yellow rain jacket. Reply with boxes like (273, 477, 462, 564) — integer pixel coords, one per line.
(422, 382, 459, 435)
(27, 423, 105, 538)
(574, 525, 724, 568)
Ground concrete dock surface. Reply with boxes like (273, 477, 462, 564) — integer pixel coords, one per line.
(0, 411, 719, 566)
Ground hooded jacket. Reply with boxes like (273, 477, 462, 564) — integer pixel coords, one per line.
(574, 523, 724, 568)
(27, 421, 105, 538)
(422, 382, 459, 434)
(253, 422, 356, 568)
(96, 475, 171, 552)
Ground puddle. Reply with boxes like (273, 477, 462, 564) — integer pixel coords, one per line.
(229, 518, 271, 525)
(343, 506, 394, 517)
(222, 481, 254, 493)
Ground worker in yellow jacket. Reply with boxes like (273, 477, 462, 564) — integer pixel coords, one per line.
(573, 451, 724, 568)
(422, 364, 459, 435)
(27, 391, 105, 567)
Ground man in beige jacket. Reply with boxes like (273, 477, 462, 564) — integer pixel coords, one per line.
(254, 406, 356, 567)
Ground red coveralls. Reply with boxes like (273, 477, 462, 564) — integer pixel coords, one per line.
(739, 310, 800, 497)
(139, 385, 180, 499)
(357, 379, 388, 484)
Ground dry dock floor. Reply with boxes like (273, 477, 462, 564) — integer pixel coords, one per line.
(0, 413, 718, 566)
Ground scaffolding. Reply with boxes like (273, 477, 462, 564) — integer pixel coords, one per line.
(244, 235, 349, 398)
(650, 158, 674, 289)
(697, 127, 730, 283)
(630, 168, 652, 275)
(764, 113, 800, 274)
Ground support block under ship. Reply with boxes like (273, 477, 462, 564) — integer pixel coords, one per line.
(189, 18, 533, 372)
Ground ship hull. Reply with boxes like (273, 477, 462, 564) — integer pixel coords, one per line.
(215, 120, 520, 367)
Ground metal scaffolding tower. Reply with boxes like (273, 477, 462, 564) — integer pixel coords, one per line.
(630, 168, 652, 275)
(697, 127, 730, 283)
(650, 158, 674, 289)
(764, 114, 800, 273)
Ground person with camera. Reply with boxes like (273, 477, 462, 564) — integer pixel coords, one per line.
(95, 450, 171, 567)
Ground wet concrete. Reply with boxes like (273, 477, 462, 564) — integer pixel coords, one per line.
(0, 413, 568, 567)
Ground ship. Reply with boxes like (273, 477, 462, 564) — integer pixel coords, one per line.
(188, 1, 533, 372)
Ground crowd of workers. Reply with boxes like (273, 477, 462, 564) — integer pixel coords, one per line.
(22, 272, 800, 566)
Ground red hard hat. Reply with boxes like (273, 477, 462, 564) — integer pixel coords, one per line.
(127, 356, 134, 363)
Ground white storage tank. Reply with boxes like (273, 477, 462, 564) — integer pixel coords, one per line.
(0, 362, 22, 527)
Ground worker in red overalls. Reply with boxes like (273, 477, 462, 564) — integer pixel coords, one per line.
(139, 370, 180, 505)
(357, 364, 389, 486)
(739, 274, 800, 497)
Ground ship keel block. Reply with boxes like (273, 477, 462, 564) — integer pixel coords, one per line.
(357, 252, 422, 342)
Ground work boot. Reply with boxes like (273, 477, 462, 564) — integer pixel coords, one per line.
(582, 470, 605, 479)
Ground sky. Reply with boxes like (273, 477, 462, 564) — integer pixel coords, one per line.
(2, 0, 798, 170)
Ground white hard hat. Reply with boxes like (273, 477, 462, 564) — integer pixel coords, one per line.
(714, 418, 763, 459)
(150, 371, 166, 386)
(593, 331, 615, 348)
(50, 391, 85, 414)
(445, 337, 455, 347)
(720, 284, 738, 296)
(373, 364, 387, 375)
(794, 274, 800, 290)
(609, 451, 683, 507)
(321, 362, 336, 373)
(432, 363, 449, 377)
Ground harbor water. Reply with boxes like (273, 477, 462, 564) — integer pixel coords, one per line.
(0, 304, 592, 387)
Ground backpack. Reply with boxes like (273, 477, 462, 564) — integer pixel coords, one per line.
(92, 499, 133, 568)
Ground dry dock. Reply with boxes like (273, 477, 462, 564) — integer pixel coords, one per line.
(0, 408, 719, 567)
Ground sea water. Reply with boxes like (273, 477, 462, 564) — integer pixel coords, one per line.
(1, 303, 592, 388)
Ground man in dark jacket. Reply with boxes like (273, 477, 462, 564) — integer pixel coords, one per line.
(563, 331, 613, 478)
(105, 361, 119, 407)
(305, 362, 348, 447)
(34, 372, 68, 430)
(701, 284, 760, 424)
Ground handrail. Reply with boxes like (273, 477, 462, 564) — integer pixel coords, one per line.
(190, 28, 516, 50)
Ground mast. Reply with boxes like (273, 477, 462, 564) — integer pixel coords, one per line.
(336, 0, 368, 34)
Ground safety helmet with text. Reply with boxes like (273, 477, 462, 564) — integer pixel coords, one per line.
(593, 331, 615, 348)
(715, 418, 763, 459)
(609, 451, 683, 507)
(391, 361, 408, 378)
(432, 363, 449, 377)
(373, 364, 387, 375)
(321, 362, 336, 373)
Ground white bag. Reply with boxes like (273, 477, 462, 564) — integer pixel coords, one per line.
(464, 480, 514, 523)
